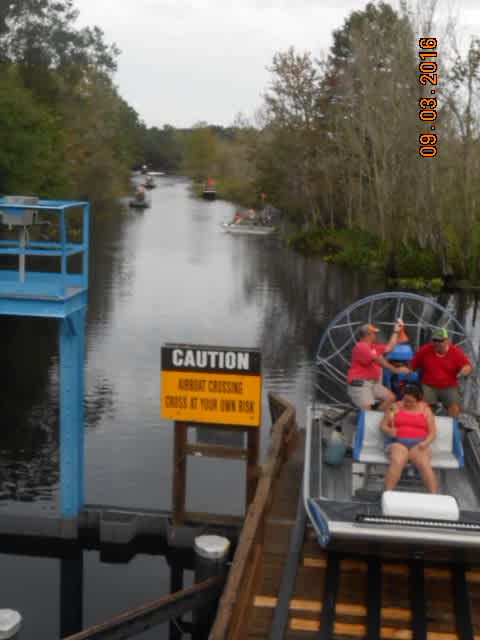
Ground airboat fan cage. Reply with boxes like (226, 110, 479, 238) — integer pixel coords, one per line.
(313, 292, 479, 412)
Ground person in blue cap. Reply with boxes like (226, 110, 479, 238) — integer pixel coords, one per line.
(408, 327, 472, 418)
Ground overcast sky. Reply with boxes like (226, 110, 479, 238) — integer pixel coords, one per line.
(74, 0, 480, 129)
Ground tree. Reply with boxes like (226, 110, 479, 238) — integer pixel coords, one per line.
(323, 2, 419, 273)
(183, 126, 217, 180)
(0, 66, 57, 194)
(0, 0, 119, 72)
(258, 47, 328, 226)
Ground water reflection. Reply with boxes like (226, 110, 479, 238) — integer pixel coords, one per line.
(1, 176, 480, 505)
(0, 175, 480, 638)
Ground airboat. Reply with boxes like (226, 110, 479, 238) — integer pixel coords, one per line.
(304, 291, 480, 556)
(129, 193, 150, 209)
(220, 222, 275, 236)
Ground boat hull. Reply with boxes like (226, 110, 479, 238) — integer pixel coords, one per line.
(221, 223, 275, 236)
(305, 292, 480, 558)
(129, 200, 149, 209)
(305, 403, 480, 557)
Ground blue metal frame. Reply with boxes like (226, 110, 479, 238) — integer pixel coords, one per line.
(0, 198, 89, 316)
(0, 198, 89, 517)
(353, 410, 365, 461)
(452, 419, 464, 468)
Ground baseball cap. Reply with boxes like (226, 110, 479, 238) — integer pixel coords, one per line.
(432, 327, 448, 341)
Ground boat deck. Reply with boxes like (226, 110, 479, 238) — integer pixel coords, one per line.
(211, 395, 480, 639)
(246, 432, 480, 639)
(310, 405, 480, 510)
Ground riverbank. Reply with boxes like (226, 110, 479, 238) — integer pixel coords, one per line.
(189, 177, 476, 292)
(284, 226, 466, 293)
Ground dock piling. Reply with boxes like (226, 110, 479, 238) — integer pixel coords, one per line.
(0, 610, 22, 639)
(193, 535, 230, 639)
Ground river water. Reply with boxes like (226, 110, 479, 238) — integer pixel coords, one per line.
(0, 175, 478, 638)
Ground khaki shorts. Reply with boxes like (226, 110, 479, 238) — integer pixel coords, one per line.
(347, 380, 392, 408)
(421, 384, 460, 407)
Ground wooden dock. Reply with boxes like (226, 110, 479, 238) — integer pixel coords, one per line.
(210, 394, 480, 640)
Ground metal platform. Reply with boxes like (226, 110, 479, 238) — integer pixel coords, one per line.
(0, 197, 88, 318)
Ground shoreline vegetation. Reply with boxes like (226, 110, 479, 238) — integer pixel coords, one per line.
(2, 1, 480, 291)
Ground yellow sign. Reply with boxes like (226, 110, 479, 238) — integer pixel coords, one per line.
(161, 345, 262, 426)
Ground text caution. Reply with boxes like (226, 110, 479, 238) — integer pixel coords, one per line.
(161, 344, 262, 426)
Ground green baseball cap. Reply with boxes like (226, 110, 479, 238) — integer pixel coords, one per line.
(432, 327, 448, 341)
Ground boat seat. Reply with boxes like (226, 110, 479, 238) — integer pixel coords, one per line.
(353, 410, 464, 469)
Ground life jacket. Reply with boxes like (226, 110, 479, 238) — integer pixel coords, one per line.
(383, 343, 419, 399)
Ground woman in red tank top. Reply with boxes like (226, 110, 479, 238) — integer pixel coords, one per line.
(380, 383, 437, 493)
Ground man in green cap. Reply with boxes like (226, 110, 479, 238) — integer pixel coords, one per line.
(408, 327, 472, 417)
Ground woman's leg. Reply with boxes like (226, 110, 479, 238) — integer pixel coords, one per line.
(409, 446, 436, 493)
(385, 443, 409, 491)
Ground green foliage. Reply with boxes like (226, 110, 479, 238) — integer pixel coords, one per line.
(0, 0, 138, 211)
(388, 277, 444, 293)
(143, 126, 184, 171)
(0, 66, 58, 194)
(183, 126, 217, 180)
(287, 226, 381, 266)
(0, 0, 119, 72)
(389, 243, 442, 279)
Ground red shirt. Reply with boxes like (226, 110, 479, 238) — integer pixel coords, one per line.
(346, 341, 386, 384)
(409, 343, 470, 388)
(393, 405, 428, 439)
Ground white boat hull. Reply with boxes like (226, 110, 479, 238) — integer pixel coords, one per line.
(221, 223, 275, 236)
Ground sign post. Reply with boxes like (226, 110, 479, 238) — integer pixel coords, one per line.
(161, 344, 262, 524)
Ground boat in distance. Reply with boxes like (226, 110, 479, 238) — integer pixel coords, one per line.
(304, 291, 480, 558)
(220, 222, 275, 236)
(202, 178, 216, 200)
(129, 197, 150, 209)
(129, 188, 150, 209)
(144, 174, 156, 189)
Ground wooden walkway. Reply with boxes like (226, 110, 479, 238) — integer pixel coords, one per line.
(210, 394, 480, 640)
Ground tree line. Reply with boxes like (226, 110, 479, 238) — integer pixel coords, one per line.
(0, 0, 146, 207)
(2, 0, 479, 286)
(176, 1, 480, 287)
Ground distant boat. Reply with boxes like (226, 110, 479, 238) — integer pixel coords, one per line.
(202, 179, 216, 200)
(129, 188, 150, 209)
(220, 222, 275, 236)
(144, 174, 156, 189)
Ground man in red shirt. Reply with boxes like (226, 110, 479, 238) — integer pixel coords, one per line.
(409, 327, 472, 417)
(346, 321, 409, 410)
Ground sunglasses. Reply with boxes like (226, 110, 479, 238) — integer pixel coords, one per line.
(432, 338, 446, 343)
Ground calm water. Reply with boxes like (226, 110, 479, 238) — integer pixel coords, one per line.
(0, 175, 478, 638)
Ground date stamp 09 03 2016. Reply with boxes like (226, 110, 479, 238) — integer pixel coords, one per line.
(418, 37, 437, 158)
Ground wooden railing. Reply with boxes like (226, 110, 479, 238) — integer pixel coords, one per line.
(209, 392, 298, 640)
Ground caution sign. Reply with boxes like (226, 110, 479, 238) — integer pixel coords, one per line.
(161, 344, 262, 426)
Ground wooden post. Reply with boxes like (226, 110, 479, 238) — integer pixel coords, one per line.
(171, 422, 260, 523)
(169, 562, 184, 640)
(172, 422, 187, 525)
(246, 427, 260, 511)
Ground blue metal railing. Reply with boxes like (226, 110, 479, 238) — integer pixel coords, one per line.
(0, 197, 89, 298)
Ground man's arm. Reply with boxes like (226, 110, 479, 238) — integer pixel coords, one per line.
(383, 320, 404, 354)
(458, 363, 472, 377)
(376, 355, 409, 375)
(456, 347, 472, 377)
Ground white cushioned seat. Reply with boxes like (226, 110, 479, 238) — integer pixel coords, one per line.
(353, 410, 464, 469)
(382, 490, 460, 520)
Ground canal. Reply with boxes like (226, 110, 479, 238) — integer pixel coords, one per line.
(0, 174, 478, 638)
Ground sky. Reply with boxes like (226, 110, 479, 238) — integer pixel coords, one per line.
(74, 0, 480, 129)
